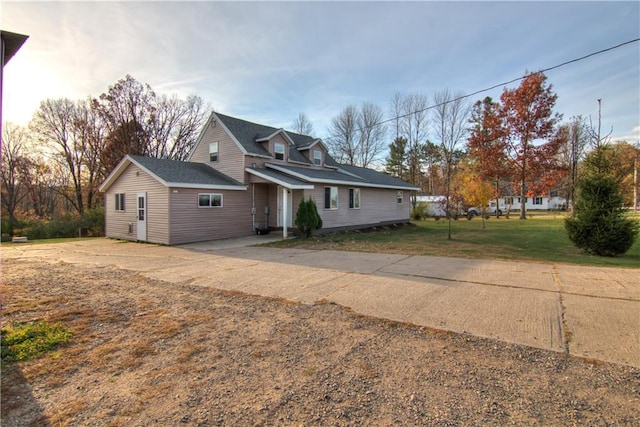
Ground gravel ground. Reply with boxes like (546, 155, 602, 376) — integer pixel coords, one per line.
(2, 258, 639, 426)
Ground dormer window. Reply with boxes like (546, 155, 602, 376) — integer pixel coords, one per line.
(313, 150, 322, 166)
(274, 143, 285, 160)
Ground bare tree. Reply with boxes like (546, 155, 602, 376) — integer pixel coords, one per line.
(30, 98, 89, 215)
(432, 89, 471, 239)
(357, 102, 387, 168)
(291, 112, 314, 136)
(556, 116, 589, 213)
(327, 105, 359, 165)
(95, 75, 208, 170)
(391, 92, 429, 203)
(1, 123, 29, 229)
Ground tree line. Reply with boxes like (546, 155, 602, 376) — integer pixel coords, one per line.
(308, 72, 638, 224)
(1, 75, 208, 236)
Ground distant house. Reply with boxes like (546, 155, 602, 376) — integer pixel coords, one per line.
(99, 112, 419, 245)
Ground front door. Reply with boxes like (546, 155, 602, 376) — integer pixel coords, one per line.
(136, 192, 147, 241)
(277, 187, 293, 228)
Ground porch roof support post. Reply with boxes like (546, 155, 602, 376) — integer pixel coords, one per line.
(282, 186, 288, 239)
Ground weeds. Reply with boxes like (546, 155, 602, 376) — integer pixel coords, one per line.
(1, 320, 71, 363)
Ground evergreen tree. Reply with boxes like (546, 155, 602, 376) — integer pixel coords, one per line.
(295, 197, 322, 238)
(385, 136, 408, 180)
(565, 147, 639, 256)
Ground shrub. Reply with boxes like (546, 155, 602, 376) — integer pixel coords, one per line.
(411, 204, 424, 221)
(565, 174, 639, 256)
(295, 197, 322, 238)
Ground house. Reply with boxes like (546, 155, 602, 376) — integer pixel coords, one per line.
(99, 112, 419, 245)
(493, 196, 567, 212)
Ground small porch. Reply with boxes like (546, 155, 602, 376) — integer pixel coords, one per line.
(246, 167, 314, 239)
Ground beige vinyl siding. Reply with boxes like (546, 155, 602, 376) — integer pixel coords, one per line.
(168, 188, 254, 245)
(189, 120, 246, 183)
(104, 163, 170, 244)
(305, 186, 411, 229)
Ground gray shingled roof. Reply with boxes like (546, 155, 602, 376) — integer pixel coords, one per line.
(337, 164, 420, 190)
(130, 155, 244, 187)
(267, 164, 368, 184)
(216, 113, 318, 165)
(246, 167, 313, 188)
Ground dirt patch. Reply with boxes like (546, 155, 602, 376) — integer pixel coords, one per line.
(2, 258, 639, 426)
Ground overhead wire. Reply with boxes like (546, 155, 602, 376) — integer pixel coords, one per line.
(324, 37, 640, 140)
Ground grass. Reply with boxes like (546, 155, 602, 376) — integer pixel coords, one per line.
(266, 213, 640, 268)
(0, 237, 99, 246)
(1, 320, 71, 363)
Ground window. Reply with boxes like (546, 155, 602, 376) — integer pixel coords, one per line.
(504, 197, 513, 205)
(209, 142, 219, 162)
(397, 191, 404, 204)
(198, 193, 223, 208)
(313, 150, 322, 166)
(533, 197, 543, 205)
(517, 197, 527, 204)
(349, 188, 360, 209)
(115, 193, 125, 211)
(324, 187, 338, 209)
(274, 143, 285, 160)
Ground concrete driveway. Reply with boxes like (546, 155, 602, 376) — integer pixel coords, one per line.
(2, 238, 639, 367)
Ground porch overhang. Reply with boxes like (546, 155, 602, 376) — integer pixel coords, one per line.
(245, 167, 314, 190)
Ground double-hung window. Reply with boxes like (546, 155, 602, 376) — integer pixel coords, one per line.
(349, 188, 360, 209)
(198, 193, 223, 208)
(397, 191, 404, 204)
(324, 187, 338, 209)
(274, 143, 285, 160)
(209, 142, 219, 162)
(115, 193, 125, 211)
(313, 150, 322, 166)
(533, 197, 543, 205)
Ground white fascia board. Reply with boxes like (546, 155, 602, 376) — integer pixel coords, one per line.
(186, 112, 216, 161)
(245, 168, 314, 190)
(256, 128, 296, 146)
(266, 163, 420, 191)
(288, 159, 312, 166)
(167, 183, 247, 191)
(211, 112, 249, 155)
(98, 156, 132, 192)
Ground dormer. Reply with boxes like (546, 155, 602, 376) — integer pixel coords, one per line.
(256, 128, 295, 162)
(296, 139, 326, 167)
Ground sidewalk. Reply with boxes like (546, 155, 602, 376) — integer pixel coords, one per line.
(2, 239, 639, 367)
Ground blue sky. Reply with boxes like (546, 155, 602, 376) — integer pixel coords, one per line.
(3, 1, 639, 143)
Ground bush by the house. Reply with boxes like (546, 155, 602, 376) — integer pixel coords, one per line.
(4, 207, 105, 241)
(295, 197, 323, 238)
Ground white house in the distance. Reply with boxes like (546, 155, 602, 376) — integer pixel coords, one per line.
(416, 195, 567, 217)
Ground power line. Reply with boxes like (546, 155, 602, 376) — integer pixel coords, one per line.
(326, 37, 640, 141)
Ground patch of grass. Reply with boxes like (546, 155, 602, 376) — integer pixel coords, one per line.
(1, 320, 71, 363)
(265, 215, 640, 267)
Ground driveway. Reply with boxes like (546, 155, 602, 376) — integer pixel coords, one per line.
(2, 238, 639, 367)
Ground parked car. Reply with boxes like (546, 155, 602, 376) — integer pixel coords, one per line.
(466, 204, 503, 219)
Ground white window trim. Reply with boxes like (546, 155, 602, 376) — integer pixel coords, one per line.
(115, 193, 125, 212)
(209, 142, 219, 162)
(274, 142, 285, 161)
(324, 186, 338, 210)
(349, 188, 361, 209)
(397, 191, 404, 204)
(198, 193, 223, 208)
(313, 150, 322, 166)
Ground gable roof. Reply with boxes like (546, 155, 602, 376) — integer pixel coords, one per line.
(99, 155, 246, 192)
(213, 113, 324, 165)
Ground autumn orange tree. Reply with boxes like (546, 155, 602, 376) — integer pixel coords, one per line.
(498, 72, 564, 219)
(467, 96, 511, 217)
(456, 160, 493, 229)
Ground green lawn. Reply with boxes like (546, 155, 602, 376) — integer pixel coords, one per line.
(267, 214, 640, 268)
